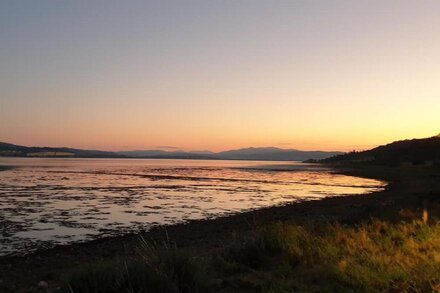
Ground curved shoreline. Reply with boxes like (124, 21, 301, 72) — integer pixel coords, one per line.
(0, 165, 438, 291)
(0, 162, 383, 258)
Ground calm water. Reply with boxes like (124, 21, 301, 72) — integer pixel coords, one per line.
(0, 158, 385, 256)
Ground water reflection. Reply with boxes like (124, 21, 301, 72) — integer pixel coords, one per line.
(0, 158, 385, 256)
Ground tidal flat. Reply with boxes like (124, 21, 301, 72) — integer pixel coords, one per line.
(1, 162, 439, 292)
(0, 158, 383, 257)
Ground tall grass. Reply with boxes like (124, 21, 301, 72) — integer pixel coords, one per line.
(61, 220, 440, 292)
(61, 240, 206, 293)
(220, 220, 440, 292)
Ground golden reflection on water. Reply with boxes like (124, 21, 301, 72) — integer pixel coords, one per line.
(0, 158, 385, 256)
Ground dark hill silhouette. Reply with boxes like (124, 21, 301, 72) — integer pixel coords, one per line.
(321, 136, 440, 166)
(0, 142, 342, 161)
(215, 147, 343, 161)
(117, 150, 214, 159)
(119, 147, 342, 161)
(0, 142, 123, 158)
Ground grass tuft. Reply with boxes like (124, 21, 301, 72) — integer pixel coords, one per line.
(61, 239, 206, 293)
(60, 220, 440, 292)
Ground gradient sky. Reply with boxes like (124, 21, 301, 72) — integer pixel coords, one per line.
(1, 0, 439, 152)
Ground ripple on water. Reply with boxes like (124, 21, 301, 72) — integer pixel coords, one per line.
(0, 158, 386, 256)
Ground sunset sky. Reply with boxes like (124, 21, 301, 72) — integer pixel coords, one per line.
(1, 0, 439, 152)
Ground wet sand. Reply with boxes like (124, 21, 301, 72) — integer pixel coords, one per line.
(0, 159, 383, 257)
(0, 165, 439, 292)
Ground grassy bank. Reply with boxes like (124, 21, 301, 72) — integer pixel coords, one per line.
(61, 219, 440, 292)
(1, 166, 440, 292)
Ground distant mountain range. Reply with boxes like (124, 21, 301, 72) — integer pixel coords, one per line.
(0, 142, 124, 158)
(119, 147, 343, 161)
(0, 142, 343, 161)
(215, 147, 344, 161)
(321, 135, 440, 166)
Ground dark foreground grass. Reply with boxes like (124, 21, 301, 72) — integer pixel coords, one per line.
(60, 242, 206, 293)
(61, 219, 440, 292)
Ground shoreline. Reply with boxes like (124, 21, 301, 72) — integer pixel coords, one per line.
(1, 165, 439, 291)
(0, 155, 330, 162)
(0, 164, 385, 258)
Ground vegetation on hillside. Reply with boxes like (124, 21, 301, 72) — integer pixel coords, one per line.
(322, 136, 440, 166)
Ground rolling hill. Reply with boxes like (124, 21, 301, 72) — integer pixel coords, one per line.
(215, 147, 343, 161)
(321, 136, 440, 166)
(0, 142, 123, 158)
(118, 147, 342, 161)
(0, 142, 342, 161)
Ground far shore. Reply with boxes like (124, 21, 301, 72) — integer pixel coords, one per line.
(0, 155, 327, 162)
(0, 165, 439, 291)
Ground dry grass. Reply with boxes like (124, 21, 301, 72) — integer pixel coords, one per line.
(61, 219, 440, 292)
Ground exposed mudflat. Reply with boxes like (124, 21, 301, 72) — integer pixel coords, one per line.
(0, 158, 384, 256)
(1, 165, 438, 292)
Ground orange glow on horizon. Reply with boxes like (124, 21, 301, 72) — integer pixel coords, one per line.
(1, 1, 439, 152)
